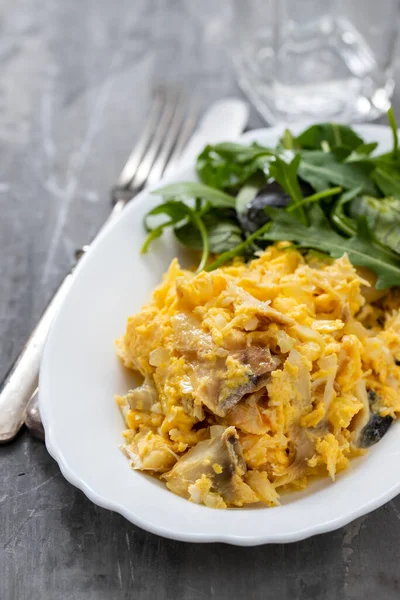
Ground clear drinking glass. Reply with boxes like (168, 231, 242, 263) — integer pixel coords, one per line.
(234, 0, 400, 123)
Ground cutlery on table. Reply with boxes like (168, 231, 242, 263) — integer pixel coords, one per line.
(0, 89, 249, 443)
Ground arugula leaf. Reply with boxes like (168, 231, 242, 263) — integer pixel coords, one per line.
(196, 143, 274, 192)
(349, 195, 400, 254)
(371, 166, 400, 198)
(175, 210, 244, 254)
(269, 154, 303, 204)
(331, 187, 362, 236)
(287, 186, 342, 213)
(296, 123, 364, 150)
(331, 143, 378, 163)
(153, 182, 236, 208)
(269, 154, 305, 222)
(205, 221, 273, 272)
(387, 107, 399, 158)
(142, 201, 193, 252)
(142, 200, 210, 272)
(262, 205, 400, 289)
(298, 150, 377, 194)
(371, 152, 400, 168)
(351, 142, 378, 157)
(331, 146, 353, 162)
(201, 142, 275, 163)
(280, 129, 300, 151)
(141, 219, 176, 253)
(143, 200, 192, 232)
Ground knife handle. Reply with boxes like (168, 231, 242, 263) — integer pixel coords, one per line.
(0, 199, 127, 443)
(0, 270, 75, 443)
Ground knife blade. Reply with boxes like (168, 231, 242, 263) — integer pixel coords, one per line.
(176, 97, 249, 170)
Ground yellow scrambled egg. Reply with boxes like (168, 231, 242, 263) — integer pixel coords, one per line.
(116, 245, 400, 509)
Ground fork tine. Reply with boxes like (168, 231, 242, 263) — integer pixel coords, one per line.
(129, 86, 181, 192)
(161, 102, 199, 180)
(116, 89, 164, 189)
(145, 92, 192, 187)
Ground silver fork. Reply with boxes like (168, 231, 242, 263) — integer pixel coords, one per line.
(0, 84, 198, 443)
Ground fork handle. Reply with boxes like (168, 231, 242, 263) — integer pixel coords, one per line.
(0, 269, 75, 443)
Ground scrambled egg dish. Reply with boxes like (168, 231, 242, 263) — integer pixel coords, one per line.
(116, 245, 400, 509)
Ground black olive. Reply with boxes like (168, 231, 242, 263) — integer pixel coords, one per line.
(239, 180, 313, 234)
(358, 413, 393, 448)
(358, 389, 393, 448)
(395, 359, 400, 366)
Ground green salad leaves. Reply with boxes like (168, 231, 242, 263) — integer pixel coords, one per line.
(142, 108, 400, 289)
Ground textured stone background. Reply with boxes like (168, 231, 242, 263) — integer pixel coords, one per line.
(1, 1, 400, 598)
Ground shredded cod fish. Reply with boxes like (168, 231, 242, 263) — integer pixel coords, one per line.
(115, 244, 400, 508)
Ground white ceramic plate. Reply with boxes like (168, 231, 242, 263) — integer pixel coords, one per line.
(40, 124, 400, 545)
